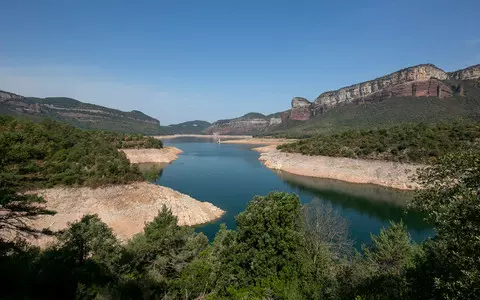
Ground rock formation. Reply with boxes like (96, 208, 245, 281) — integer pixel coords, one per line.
(285, 63, 479, 121)
(448, 64, 480, 80)
(290, 97, 313, 121)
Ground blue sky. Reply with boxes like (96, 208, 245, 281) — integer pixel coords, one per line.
(1, 0, 479, 124)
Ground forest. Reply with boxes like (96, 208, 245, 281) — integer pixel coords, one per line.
(278, 122, 480, 164)
(0, 116, 479, 299)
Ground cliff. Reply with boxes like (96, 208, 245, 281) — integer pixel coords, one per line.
(287, 64, 479, 122)
(0, 89, 162, 134)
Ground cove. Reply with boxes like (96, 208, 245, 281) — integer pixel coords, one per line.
(153, 137, 433, 247)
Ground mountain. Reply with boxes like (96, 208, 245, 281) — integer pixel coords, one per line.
(164, 120, 211, 134)
(204, 112, 286, 135)
(205, 64, 480, 136)
(0, 90, 163, 134)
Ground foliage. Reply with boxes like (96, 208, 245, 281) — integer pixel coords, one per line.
(278, 122, 480, 163)
(0, 145, 479, 299)
(0, 116, 163, 189)
(409, 150, 480, 299)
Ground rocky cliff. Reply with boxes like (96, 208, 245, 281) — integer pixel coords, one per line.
(0, 89, 162, 134)
(287, 64, 479, 121)
(448, 64, 480, 80)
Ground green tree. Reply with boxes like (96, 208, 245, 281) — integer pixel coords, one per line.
(409, 150, 480, 299)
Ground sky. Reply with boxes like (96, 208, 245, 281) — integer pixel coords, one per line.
(1, 0, 479, 125)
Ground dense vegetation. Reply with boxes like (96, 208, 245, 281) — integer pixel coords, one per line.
(0, 116, 162, 189)
(278, 122, 480, 163)
(1, 147, 479, 299)
(163, 120, 212, 134)
(0, 115, 479, 299)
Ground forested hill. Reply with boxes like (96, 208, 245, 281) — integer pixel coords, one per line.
(0, 89, 163, 134)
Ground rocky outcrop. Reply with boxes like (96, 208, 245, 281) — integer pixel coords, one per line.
(284, 64, 477, 120)
(448, 64, 480, 80)
(290, 97, 313, 121)
(0, 89, 162, 134)
(314, 64, 448, 111)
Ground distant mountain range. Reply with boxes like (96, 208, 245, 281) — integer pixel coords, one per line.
(0, 90, 164, 134)
(202, 64, 480, 136)
(2, 63, 479, 136)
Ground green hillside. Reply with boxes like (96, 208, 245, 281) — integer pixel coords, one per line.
(0, 90, 164, 134)
(163, 120, 211, 134)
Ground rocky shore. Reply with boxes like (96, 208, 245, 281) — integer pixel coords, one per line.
(254, 146, 421, 190)
(120, 146, 183, 164)
(28, 182, 225, 247)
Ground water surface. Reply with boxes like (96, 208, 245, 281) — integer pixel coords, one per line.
(154, 137, 433, 246)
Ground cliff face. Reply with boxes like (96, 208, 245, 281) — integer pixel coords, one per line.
(448, 65, 480, 80)
(314, 64, 448, 111)
(0, 90, 162, 134)
(285, 64, 478, 122)
(290, 97, 313, 121)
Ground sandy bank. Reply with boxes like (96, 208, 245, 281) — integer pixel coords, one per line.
(221, 137, 296, 145)
(27, 182, 225, 247)
(254, 146, 422, 190)
(120, 146, 182, 164)
(155, 134, 252, 140)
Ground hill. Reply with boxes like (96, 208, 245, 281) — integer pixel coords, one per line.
(204, 112, 285, 135)
(204, 64, 480, 135)
(0, 90, 163, 134)
(164, 120, 211, 134)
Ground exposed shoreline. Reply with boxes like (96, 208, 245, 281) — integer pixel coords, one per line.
(120, 146, 183, 164)
(254, 145, 421, 190)
(27, 182, 225, 247)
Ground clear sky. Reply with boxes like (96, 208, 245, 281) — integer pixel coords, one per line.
(1, 0, 479, 124)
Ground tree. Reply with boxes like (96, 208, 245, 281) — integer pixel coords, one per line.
(409, 150, 480, 299)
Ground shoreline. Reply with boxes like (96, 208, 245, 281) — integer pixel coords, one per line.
(254, 146, 421, 190)
(120, 146, 183, 164)
(27, 182, 225, 247)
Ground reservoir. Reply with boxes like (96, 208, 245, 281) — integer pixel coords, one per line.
(154, 137, 433, 246)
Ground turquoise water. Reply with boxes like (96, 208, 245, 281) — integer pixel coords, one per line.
(154, 138, 433, 247)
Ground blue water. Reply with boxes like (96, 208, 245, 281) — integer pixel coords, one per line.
(154, 138, 433, 247)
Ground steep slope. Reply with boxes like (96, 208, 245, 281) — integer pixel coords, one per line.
(271, 78, 480, 137)
(205, 64, 480, 135)
(0, 90, 162, 134)
(164, 120, 211, 134)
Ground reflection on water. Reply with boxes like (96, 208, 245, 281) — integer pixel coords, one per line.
(136, 163, 167, 181)
(276, 170, 430, 231)
(156, 138, 434, 247)
(276, 170, 413, 206)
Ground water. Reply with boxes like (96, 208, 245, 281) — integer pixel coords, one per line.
(152, 137, 433, 247)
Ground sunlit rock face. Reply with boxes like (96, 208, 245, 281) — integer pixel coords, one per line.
(290, 97, 313, 121)
(313, 64, 449, 113)
(448, 65, 480, 80)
